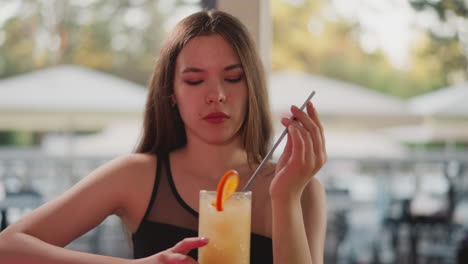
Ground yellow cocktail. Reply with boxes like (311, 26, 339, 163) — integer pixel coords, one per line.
(198, 190, 252, 264)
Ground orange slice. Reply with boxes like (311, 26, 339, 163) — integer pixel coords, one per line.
(212, 169, 239, 211)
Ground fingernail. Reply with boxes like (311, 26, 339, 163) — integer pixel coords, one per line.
(291, 105, 299, 111)
(281, 112, 293, 119)
(281, 117, 291, 125)
(307, 101, 313, 108)
(200, 237, 209, 243)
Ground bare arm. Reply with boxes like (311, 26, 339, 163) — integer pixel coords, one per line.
(270, 179, 326, 264)
(0, 154, 146, 264)
(302, 179, 327, 264)
(270, 101, 327, 264)
(271, 194, 311, 264)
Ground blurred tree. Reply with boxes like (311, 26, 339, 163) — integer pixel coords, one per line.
(410, 0, 468, 19)
(409, 0, 468, 85)
(271, 0, 467, 98)
(2, 0, 465, 98)
(0, 0, 200, 85)
(0, 131, 35, 146)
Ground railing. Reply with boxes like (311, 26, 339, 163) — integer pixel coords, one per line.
(1, 150, 468, 263)
(0, 151, 132, 257)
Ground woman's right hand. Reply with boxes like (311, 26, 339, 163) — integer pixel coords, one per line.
(136, 237, 209, 264)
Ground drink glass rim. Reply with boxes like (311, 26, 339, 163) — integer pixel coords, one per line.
(200, 190, 252, 197)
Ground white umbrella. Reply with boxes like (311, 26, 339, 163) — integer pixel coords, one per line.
(268, 71, 416, 130)
(385, 84, 468, 144)
(409, 83, 468, 117)
(0, 65, 147, 131)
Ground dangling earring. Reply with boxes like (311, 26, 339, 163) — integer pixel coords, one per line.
(171, 94, 177, 107)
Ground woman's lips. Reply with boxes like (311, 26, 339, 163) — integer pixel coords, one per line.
(203, 112, 229, 124)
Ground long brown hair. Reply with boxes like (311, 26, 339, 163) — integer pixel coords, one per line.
(135, 10, 272, 165)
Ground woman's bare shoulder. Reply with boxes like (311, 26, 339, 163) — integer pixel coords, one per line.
(112, 153, 156, 168)
(102, 153, 156, 180)
(105, 153, 158, 231)
(109, 153, 158, 194)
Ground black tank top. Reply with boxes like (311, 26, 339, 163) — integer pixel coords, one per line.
(132, 155, 273, 263)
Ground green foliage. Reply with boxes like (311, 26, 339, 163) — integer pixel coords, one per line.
(271, 0, 467, 98)
(405, 141, 468, 151)
(0, 0, 198, 85)
(409, 0, 468, 84)
(410, 0, 468, 19)
(0, 0, 465, 100)
(0, 131, 35, 146)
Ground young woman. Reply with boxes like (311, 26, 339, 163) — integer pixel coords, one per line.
(0, 10, 327, 264)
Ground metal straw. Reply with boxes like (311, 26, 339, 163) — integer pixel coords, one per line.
(241, 90, 316, 191)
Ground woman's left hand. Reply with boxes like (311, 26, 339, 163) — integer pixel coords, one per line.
(270, 101, 327, 202)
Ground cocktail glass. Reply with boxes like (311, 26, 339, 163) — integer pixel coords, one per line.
(198, 190, 252, 264)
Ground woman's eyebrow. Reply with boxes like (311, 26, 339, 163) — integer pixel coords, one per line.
(181, 64, 242, 74)
(224, 64, 242, 71)
(182, 67, 204, 73)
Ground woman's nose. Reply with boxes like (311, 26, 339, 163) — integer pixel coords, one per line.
(205, 83, 226, 104)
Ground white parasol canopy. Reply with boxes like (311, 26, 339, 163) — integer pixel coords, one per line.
(268, 71, 412, 158)
(385, 83, 468, 144)
(268, 71, 416, 130)
(0, 65, 147, 131)
(409, 82, 468, 117)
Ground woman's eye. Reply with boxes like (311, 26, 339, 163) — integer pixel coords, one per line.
(225, 76, 242, 83)
(186, 80, 203, 85)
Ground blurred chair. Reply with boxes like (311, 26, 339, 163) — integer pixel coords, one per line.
(383, 161, 465, 264)
(325, 187, 350, 263)
(0, 187, 43, 231)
